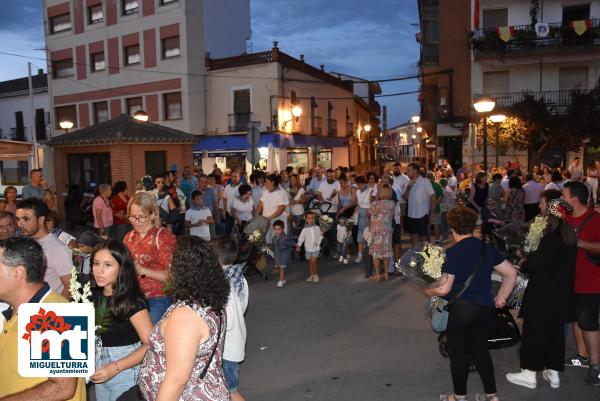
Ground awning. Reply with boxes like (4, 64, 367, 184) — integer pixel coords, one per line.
(0, 140, 33, 160)
(193, 132, 350, 152)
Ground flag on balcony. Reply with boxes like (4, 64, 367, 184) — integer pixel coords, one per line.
(569, 19, 592, 36)
(496, 26, 515, 42)
(474, 0, 480, 29)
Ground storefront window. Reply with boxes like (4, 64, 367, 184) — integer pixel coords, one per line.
(68, 153, 111, 192)
(287, 148, 309, 172)
(317, 147, 332, 170)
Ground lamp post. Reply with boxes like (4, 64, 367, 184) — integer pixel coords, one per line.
(59, 120, 74, 134)
(411, 115, 420, 124)
(489, 113, 506, 170)
(473, 96, 496, 172)
(133, 109, 149, 122)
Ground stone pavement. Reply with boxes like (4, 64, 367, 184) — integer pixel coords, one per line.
(239, 256, 598, 401)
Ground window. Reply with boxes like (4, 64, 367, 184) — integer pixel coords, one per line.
(122, 0, 139, 15)
(68, 153, 111, 193)
(53, 59, 74, 78)
(124, 44, 140, 65)
(164, 92, 182, 120)
(559, 67, 588, 90)
(88, 4, 103, 24)
(483, 71, 509, 93)
(0, 160, 29, 186)
(91, 51, 105, 72)
(162, 36, 181, 58)
(145, 151, 167, 178)
(126, 97, 143, 116)
(230, 89, 250, 130)
(93, 102, 109, 124)
(55, 105, 77, 129)
(482, 8, 508, 28)
(50, 13, 71, 34)
(563, 5, 590, 22)
(422, 19, 439, 43)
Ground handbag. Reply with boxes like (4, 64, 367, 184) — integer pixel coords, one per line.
(573, 211, 600, 266)
(431, 243, 486, 333)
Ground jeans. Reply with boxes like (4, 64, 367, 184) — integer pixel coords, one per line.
(447, 300, 497, 395)
(225, 213, 235, 236)
(147, 296, 172, 325)
(222, 359, 240, 392)
(95, 342, 141, 401)
(337, 242, 347, 258)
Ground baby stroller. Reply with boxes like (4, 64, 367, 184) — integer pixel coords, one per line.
(232, 216, 270, 280)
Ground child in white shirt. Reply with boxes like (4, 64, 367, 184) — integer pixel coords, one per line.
(296, 211, 323, 283)
(336, 217, 352, 264)
(185, 190, 214, 241)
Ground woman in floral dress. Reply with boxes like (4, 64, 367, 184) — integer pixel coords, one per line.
(139, 236, 230, 401)
(368, 184, 395, 282)
(505, 177, 526, 228)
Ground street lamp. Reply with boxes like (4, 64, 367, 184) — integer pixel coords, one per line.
(364, 124, 372, 133)
(489, 113, 506, 169)
(59, 120, 74, 133)
(416, 126, 423, 133)
(411, 115, 420, 123)
(473, 96, 496, 171)
(133, 109, 149, 122)
(291, 105, 303, 120)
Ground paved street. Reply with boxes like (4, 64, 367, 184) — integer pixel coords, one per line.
(240, 254, 598, 401)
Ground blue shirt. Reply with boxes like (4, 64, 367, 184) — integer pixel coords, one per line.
(442, 237, 504, 307)
(308, 176, 325, 194)
(22, 184, 45, 200)
(202, 187, 217, 215)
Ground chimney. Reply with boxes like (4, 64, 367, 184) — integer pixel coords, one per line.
(272, 41, 278, 48)
(320, 64, 325, 71)
(300, 54, 304, 62)
(37, 69, 44, 75)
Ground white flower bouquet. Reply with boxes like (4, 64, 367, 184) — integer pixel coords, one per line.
(247, 229, 265, 248)
(396, 243, 446, 288)
(523, 215, 548, 254)
(319, 215, 334, 233)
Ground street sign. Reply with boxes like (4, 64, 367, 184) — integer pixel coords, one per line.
(246, 148, 260, 166)
(246, 126, 260, 147)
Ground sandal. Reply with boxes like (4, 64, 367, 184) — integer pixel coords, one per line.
(475, 394, 499, 401)
(440, 394, 467, 401)
(369, 274, 381, 282)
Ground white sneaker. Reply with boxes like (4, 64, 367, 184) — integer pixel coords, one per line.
(543, 369, 560, 389)
(355, 254, 363, 264)
(506, 369, 537, 389)
(276, 280, 286, 288)
(312, 275, 320, 283)
(343, 258, 349, 265)
(306, 275, 314, 282)
(338, 255, 344, 263)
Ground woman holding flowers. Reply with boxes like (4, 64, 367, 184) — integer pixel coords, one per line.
(506, 195, 577, 390)
(425, 205, 517, 401)
(368, 184, 395, 282)
(90, 240, 152, 401)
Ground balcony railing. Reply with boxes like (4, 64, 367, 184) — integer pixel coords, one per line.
(312, 116, 322, 135)
(346, 122, 354, 137)
(228, 113, 257, 132)
(328, 119, 338, 136)
(420, 43, 439, 64)
(474, 89, 589, 114)
(472, 19, 600, 55)
(207, 51, 273, 70)
(9, 127, 27, 141)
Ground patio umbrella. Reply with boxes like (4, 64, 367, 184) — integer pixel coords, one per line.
(266, 143, 278, 173)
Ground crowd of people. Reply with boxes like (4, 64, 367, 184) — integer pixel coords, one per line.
(0, 155, 598, 401)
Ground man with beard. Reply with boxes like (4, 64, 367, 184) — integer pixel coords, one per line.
(15, 198, 71, 299)
(0, 211, 16, 240)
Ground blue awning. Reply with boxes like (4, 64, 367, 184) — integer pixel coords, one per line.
(193, 132, 350, 152)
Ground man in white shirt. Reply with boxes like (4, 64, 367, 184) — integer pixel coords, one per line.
(308, 167, 326, 195)
(403, 163, 436, 249)
(568, 157, 584, 182)
(256, 174, 289, 241)
(523, 173, 545, 221)
(501, 169, 516, 193)
(223, 171, 242, 235)
(212, 237, 248, 401)
(185, 190, 214, 241)
(392, 162, 410, 217)
(15, 198, 72, 299)
(446, 168, 458, 192)
(318, 169, 341, 257)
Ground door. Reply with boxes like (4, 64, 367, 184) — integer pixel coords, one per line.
(145, 151, 166, 179)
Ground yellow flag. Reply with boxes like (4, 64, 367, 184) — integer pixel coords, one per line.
(570, 20, 590, 36)
(497, 26, 514, 42)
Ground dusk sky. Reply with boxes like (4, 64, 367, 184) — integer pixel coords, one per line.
(0, 0, 420, 127)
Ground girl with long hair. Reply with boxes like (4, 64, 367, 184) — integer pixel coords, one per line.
(90, 240, 153, 401)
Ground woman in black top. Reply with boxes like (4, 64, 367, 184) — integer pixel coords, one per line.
(468, 172, 489, 215)
(506, 196, 577, 390)
(426, 206, 517, 401)
(90, 240, 153, 401)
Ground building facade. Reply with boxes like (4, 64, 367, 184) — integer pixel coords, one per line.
(0, 71, 50, 194)
(43, 0, 250, 138)
(471, 0, 600, 168)
(199, 45, 379, 173)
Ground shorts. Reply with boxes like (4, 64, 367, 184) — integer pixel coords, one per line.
(392, 226, 402, 245)
(406, 215, 430, 237)
(222, 359, 240, 392)
(575, 293, 600, 332)
(305, 251, 320, 259)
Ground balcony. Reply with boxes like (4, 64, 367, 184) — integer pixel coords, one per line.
(228, 113, 258, 132)
(473, 89, 589, 114)
(420, 43, 439, 64)
(328, 119, 338, 136)
(9, 127, 27, 141)
(346, 122, 354, 137)
(312, 116, 322, 135)
(369, 100, 381, 116)
(471, 19, 600, 57)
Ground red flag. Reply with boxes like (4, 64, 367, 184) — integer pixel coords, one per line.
(474, 0, 480, 29)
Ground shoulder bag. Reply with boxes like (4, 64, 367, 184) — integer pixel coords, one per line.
(573, 211, 600, 266)
(431, 242, 486, 333)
